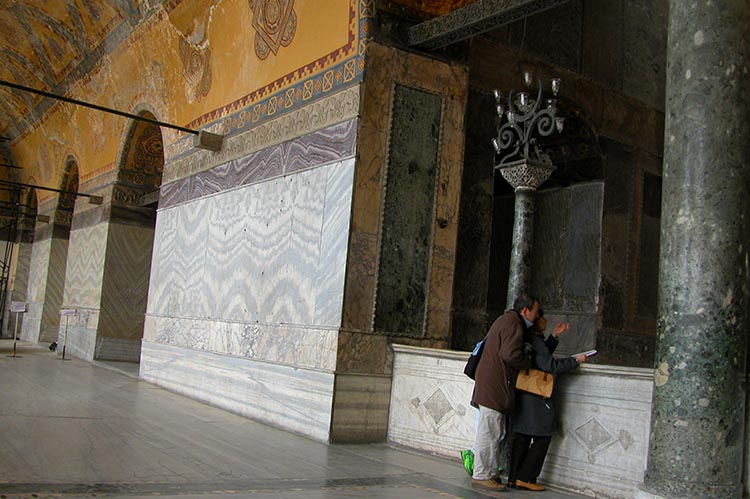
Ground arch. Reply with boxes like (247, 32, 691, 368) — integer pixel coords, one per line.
(95, 109, 164, 362)
(116, 109, 164, 196)
(57, 157, 79, 217)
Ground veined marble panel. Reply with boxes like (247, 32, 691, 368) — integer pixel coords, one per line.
(58, 321, 97, 361)
(56, 307, 100, 361)
(388, 345, 476, 456)
(26, 239, 51, 305)
(330, 373, 392, 443)
(143, 315, 337, 371)
(315, 160, 355, 326)
(94, 337, 141, 362)
(36, 237, 69, 344)
(162, 88, 360, 186)
(100, 222, 155, 341)
(148, 159, 354, 329)
(63, 223, 108, 308)
(8, 241, 33, 337)
(389, 344, 654, 499)
(140, 341, 335, 442)
(161, 119, 358, 208)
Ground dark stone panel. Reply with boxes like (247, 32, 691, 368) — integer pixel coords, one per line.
(160, 119, 358, 209)
(450, 90, 496, 350)
(531, 183, 603, 313)
(507, 0, 583, 72)
(635, 172, 661, 319)
(593, 329, 655, 367)
(374, 84, 442, 337)
(486, 194, 515, 320)
(581, 0, 623, 90)
(599, 138, 635, 331)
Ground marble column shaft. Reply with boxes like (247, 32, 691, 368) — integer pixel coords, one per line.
(639, 2, 750, 498)
(506, 187, 535, 309)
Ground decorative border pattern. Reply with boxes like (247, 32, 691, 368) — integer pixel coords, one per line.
(163, 85, 360, 185)
(164, 0, 373, 161)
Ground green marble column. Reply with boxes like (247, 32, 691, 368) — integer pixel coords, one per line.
(637, 1, 750, 498)
(498, 159, 553, 308)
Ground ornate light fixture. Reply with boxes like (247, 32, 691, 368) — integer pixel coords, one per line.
(491, 71, 565, 309)
(491, 72, 564, 190)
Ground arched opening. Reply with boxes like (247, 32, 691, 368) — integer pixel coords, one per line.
(97, 111, 163, 362)
(451, 92, 605, 352)
(33, 159, 78, 344)
(5, 187, 37, 338)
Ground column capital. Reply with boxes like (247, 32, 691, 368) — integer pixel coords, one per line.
(495, 158, 554, 191)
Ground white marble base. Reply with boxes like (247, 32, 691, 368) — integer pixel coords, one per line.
(140, 341, 335, 442)
(389, 344, 654, 499)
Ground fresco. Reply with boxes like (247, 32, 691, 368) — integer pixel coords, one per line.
(3, 0, 371, 204)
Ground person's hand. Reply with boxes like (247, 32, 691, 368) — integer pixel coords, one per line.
(552, 322, 570, 338)
(575, 354, 587, 364)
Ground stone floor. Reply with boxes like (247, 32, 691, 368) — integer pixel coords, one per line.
(0, 339, 594, 499)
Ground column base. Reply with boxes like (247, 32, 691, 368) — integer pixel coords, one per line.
(634, 486, 668, 499)
(634, 482, 742, 499)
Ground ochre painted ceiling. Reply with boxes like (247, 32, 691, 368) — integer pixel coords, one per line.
(0, 0, 143, 140)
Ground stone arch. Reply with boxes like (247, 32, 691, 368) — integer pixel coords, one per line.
(95, 110, 164, 362)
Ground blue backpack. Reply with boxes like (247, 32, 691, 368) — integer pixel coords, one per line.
(463, 336, 486, 379)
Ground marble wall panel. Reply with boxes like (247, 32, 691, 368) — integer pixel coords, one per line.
(100, 222, 155, 342)
(63, 223, 108, 309)
(8, 241, 33, 336)
(388, 345, 476, 456)
(94, 337, 141, 362)
(389, 345, 654, 499)
(140, 341, 335, 442)
(330, 373, 392, 443)
(343, 42, 467, 358)
(39, 237, 69, 343)
(23, 238, 52, 340)
(149, 158, 353, 331)
(314, 160, 355, 326)
(147, 199, 211, 318)
(56, 307, 99, 360)
(143, 315, 337, 371)
(58, 315, 97, 360)
(160, 119, 357, 208)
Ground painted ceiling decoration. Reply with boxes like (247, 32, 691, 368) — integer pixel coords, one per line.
(250, 0, 297, 60)
(0, 0, 142, 140)
(179, 38, 212, 103)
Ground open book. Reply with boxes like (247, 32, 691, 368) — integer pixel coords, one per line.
(572, 349, 597, 358)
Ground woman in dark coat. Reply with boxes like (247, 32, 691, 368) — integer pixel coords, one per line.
(508, 311, 587, 491)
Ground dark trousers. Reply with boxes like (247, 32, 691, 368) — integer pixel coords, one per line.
(509, 433, 552, 483)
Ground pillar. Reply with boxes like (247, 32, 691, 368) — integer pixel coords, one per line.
(498, 159, 554, 308)
(636, 1, 750, 498)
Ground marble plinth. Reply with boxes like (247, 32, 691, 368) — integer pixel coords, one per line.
(389, 344, 654, 498)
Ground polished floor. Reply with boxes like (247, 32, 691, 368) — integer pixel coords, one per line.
(0, 340, 591, 499)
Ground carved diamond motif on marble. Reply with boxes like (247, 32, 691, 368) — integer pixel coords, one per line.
(573, 416, 619, 463)
(423, 388, 453, 427)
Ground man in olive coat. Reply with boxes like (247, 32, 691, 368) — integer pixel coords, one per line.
(470, 292, 538, 491)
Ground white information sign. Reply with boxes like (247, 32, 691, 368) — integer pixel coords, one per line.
(60, 309, 76, 317)
(10, 302, 27, 313)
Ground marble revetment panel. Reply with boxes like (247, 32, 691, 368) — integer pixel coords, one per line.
(63, 223, 108, 309)
(140, 341, 335, 442)
(146, 158, 353, 368)
(373, 84, 442, 337)
(389, 345, 654, 499)
(100, 223, 155, 341)
(143, 315, 337, 372)
(531, 182, 603, 353)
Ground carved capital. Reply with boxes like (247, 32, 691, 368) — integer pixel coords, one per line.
(496, 158, 554, 191)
